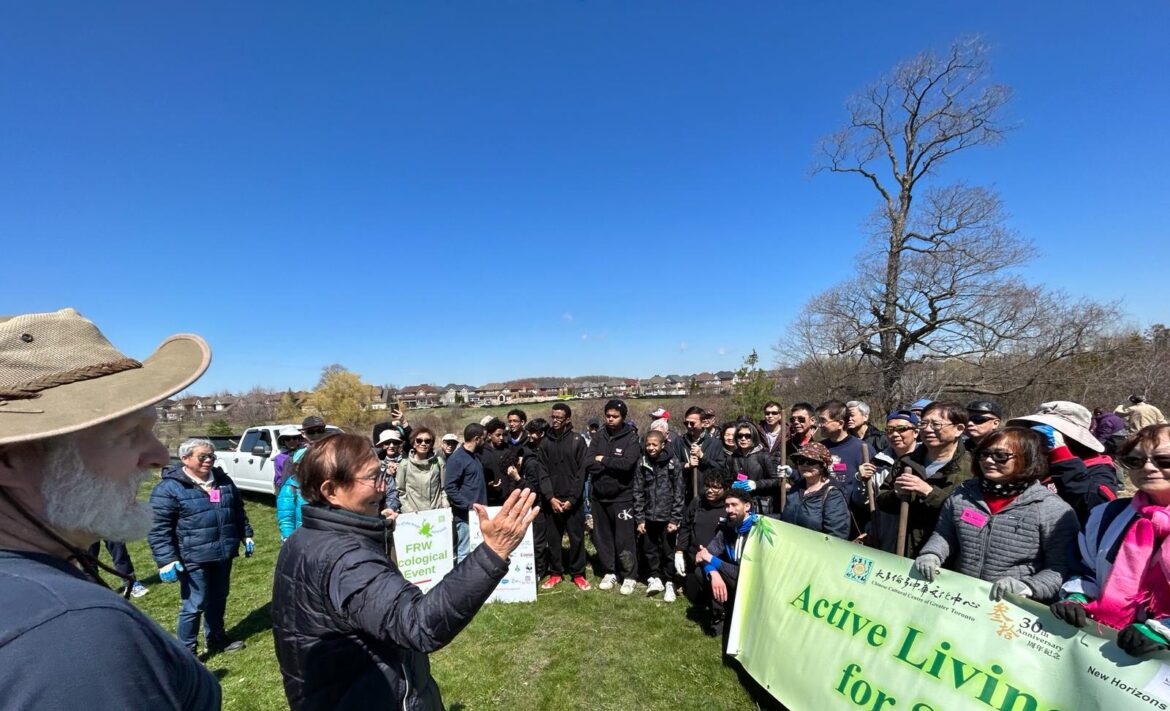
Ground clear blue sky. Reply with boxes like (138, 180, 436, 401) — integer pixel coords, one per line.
(3, 2, 1167, 393)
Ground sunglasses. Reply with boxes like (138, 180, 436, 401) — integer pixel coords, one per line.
(304, 428, 326, 436)
(792, 457, 820, 467)
(968, 414, 998, 425)
(414, 438, 433, 445)
(764, 410, 782, 416)
(1119, 453, 1170, 471)
(977, 449, 1016, 465)
(886, 425, 916, 433)
(195, 453, 216, 463)
(736, 432, 754, 440)
(789, 416, 808, 423)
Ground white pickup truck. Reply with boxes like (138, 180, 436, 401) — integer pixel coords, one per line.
(215, 424, 342, 495)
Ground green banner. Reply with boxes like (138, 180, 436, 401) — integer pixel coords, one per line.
(727, 518, 1170, 711)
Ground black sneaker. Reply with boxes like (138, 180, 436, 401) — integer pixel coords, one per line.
(209, 639, 246, 653)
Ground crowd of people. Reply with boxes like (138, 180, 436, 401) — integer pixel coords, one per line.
(3, 308, 1170, 710)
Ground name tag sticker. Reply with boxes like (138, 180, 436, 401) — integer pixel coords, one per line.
(833, 462, 847, 472)
(209, 489, 221, 503)
(961, 508, 988, 528)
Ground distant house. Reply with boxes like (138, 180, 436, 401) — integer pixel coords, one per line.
(397, 384, 441, 409)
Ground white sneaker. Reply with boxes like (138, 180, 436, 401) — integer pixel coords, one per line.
(130, 582, 149, 598)
(646, 577, 665, 596)
(620, 578, 636, 596)
(598, 573, 617, 590)
(663, 582, 676, 603)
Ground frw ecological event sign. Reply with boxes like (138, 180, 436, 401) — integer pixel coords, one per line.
(470, 505, 537, 604)
(728, 518, 1170, 711)
(393, 508, 454, 594)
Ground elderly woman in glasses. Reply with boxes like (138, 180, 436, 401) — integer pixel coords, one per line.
(272, 433, 539, 710)
(394, 426, 447, 514)
(1051, 424, 1170, 657)
(913, 427, 1078, 603)
(149, 438, 254, 656)
(776, 443, 850, 539)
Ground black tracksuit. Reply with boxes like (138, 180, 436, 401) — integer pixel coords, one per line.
(586, 423, 641, 579)
(634, 449, 685, 580)
(671, 431, 725, 501)
(540, 425, 589, 577)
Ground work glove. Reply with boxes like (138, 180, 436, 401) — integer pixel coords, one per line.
(1030, 424, 1065, 451)
(159, 561, 184, 583)
(674, 551, 686, 577)
(776, 465, 793, 480)
(990, 577, 1032, 601)
(1118, 623, 1170, 657)
(245, 538, 255, 557)
(1049, 594, 1089, 627)
(914, 553, 941, 582)
(732, 479, 757, 493)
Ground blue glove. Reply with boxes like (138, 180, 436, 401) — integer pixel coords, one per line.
(245, 538, 255, 557)
(731, 479, 756, 493)
(159, 561, 184, 583)
(1030, 424, 1064, 450)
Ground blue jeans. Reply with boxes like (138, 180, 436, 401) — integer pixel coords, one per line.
(454, 517, 470, 563)
(177, 559, 234, 652)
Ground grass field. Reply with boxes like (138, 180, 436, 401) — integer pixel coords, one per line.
(103, 490, 755, 710)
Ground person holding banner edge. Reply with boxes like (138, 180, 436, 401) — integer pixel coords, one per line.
(1052, 424, 1170, 656)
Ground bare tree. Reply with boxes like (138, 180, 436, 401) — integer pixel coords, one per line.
(780, 37, 1116, 410)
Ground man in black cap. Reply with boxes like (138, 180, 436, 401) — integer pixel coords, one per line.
(964, 400, 1003, 452)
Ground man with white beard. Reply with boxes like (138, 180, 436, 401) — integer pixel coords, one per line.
(0, 308, 220, 708)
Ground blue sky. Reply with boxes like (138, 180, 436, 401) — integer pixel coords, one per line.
(3, 2, 1167, 393)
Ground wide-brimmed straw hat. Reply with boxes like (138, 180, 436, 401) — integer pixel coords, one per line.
(0, 309, 211, 446)
(1007, 400, 1104, 453)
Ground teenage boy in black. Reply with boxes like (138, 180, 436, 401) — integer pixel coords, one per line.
(540, 403, 591, 591)
(586, 399, 641, 594)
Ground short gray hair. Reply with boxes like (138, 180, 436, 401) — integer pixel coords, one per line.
(179, 438, 214, 457)
(845, 401, 870, 419)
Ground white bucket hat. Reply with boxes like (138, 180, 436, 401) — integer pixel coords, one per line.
(1007, 400, 1104, 453)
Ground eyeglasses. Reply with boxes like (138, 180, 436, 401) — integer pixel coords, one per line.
(887, 425, 916, 434)
(194, 453, 216, 463)
(977, 449, 1016, 465)
(764, 410, 781, 416)
(1119, 453, 1170, 471)
(736, 433, 754, 440)
(414, 438, 433, 445)
(356, 464, 390, 488)
(919, 420, 952, 431)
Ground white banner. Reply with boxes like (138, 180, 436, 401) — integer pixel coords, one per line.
(393, 508, 455, 594)
(470, 506, 537, 604)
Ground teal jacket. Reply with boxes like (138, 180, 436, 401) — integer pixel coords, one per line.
(277, 476, 307, 540)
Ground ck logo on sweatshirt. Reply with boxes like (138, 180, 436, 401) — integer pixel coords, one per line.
(617, 508, 634, 521)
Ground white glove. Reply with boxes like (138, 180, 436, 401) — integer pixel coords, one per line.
(674, 551, 686, 577)
(777, 465, 793, 479)
(914, 554, 941, 582)
(990, 577, 1033, 601)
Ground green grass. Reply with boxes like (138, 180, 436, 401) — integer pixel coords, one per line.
(104, 491, 753, 710)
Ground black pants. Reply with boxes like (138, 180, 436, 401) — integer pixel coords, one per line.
(642, 521, 670, 580)
(531, 509, 549, 579)
(544, 503, 586, 577)
(592, 498, 637, 580)
(87, 540, 136, 580)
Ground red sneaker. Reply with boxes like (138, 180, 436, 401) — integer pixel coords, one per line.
(540, 575, 563, 590)
(572, 575, 592, 591)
